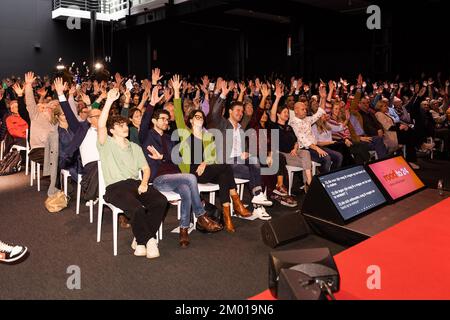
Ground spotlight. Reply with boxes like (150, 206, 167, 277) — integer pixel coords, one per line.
(94, 62, 104, 70)
(56, 58, 65, 70)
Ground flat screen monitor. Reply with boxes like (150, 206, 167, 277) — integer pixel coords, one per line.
(317, 165, 387, 221)
(367, 156, 425, 201)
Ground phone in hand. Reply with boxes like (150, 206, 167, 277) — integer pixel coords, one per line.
(208, 83, 215, 91)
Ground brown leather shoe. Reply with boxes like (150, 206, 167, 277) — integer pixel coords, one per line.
(196, 214, 223, 233)
(179, 228, 190, 248)
(231, 194, 252, 217)
(119, 215, 131, 229)
(222, 205, 235, 233)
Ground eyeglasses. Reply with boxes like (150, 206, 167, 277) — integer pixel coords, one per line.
(193, 115, 204, 120)
(158, 117, 169, 122)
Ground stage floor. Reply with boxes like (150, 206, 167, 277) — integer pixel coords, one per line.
(251, 196, 450, 300)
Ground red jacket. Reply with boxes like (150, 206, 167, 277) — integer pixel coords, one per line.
(6, 114, 28, 139)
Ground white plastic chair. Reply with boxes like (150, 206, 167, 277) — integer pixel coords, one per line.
(312, 162, 321, 176)
(198, 183, 220, 205)
(60, 169, 71, 197)
(96, 161, 126, 256)
(286, 165, 304, 196)
(30, 160, 41, 191)
(10, 129, 30, 175)
(0, 140, 4, 160)
(234, 178, 250, 201)
(76, 174, 94, 223)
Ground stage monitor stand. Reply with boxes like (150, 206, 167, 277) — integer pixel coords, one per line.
(301, 176, 346, 225)
(303, 189, 450, 246)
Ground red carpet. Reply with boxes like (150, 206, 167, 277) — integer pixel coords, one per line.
(250, 197, 450, 300)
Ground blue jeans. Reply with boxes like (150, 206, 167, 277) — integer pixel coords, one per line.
(309, 148, 343, 173)
(229, 156, 262, 196)
(364, 136, 388, 159)
(153, 173, 206, 228)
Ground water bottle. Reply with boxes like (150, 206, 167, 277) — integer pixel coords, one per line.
(438, 179, 444, 196)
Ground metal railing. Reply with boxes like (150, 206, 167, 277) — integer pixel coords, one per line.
(52, 0, 128, 14)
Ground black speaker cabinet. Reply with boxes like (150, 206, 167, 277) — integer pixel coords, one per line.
(268, 248, 339, 297)
(261, 212, 310, 248)
(278, 269, 326, 300)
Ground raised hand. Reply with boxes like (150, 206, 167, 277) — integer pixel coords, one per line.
(12, 83, 24, 97)
(25, 72, 36, 86)
(261, 83, 270, 97)
(151, 68, 163, 85)
(150, 86, 164, 106)
(106, 88, 120, 102)
(328, 80, 335, 92)
(275, 82, 284, 99)
(238, 82, 247, 94)
(357, 74, 363, 87)
(80, 92, 91, 106)
(69, 85, 76, 97)
(53, 77, 67, 96)
(171, 74, 181, 93)
(319, 84, 327, 99)
(99, 89, 108, 101)
(221, 81, 230, 97)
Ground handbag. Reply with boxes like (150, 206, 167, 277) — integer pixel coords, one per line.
(45, 190, 68, 213)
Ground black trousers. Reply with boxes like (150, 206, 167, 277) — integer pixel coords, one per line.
(397, 130, 417, 162)
(193, 164, 236, 205)
(104, 179, 168, 245)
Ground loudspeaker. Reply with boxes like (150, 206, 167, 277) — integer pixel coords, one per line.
(261, 212, 310, 248)
(268, 248, 339, 297)
(290, 263, 339, 292)
(278, 269, 326, 300)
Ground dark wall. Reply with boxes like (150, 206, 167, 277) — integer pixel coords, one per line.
(0, 0, 91, 78)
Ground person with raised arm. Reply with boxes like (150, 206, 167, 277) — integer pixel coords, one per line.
(268, 81, 314, 189)
(141, 72, 223, 247)
(208, 80, 273, 207)
(171, 74, 255, 232)
(289, 82, 333, 173)
(96, 87, 167, 259)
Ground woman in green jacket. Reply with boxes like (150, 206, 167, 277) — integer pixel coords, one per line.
(172, 75, 251, 233)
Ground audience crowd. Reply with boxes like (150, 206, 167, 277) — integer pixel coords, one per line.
(1, 66, 450, 261)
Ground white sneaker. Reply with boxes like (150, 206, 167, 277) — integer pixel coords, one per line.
(251, 193, 273, 206)
(146, 238, 160, 259)
(0, 241, 27, 263)
(409, 162, 420, 170)
(134, 245, 147, 257)
(253, 206, 272, 221)
(131, 237, 137, 250)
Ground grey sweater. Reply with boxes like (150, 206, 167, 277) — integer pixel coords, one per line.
(25, 85, 57, 149)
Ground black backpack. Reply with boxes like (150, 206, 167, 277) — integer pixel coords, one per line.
(0, 150, 22, 176)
